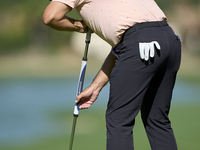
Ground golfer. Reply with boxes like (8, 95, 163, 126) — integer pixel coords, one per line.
(43, 0, 181, 150)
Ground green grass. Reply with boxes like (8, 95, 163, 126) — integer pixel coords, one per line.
(1, 104, 200, 150)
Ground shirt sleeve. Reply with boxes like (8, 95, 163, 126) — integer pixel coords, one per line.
(51, 0, 78, 8)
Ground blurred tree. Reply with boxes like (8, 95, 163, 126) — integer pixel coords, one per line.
(0, 0, 199, 55)
(0, 0, 81, 55)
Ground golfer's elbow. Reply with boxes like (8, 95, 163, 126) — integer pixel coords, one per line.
(42, 12, 55, 26)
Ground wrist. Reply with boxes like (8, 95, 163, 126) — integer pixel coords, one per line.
(90, 81, 102, 93)
(91, 71, 109, 92)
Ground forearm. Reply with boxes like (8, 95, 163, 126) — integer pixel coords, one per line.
(91, 51, 116, 92)
(75, 51, 116, 108)
(46, 16, 84, 32)
(43, 1, 86, 32)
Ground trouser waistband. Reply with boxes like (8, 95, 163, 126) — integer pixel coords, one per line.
(122, 20, 168, 40)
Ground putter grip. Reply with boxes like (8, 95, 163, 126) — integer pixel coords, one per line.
(73, 60, 87, 117)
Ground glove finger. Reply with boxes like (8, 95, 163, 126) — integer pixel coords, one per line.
(144, 43, 149, 61)
(153, 41, 161, 50)
(149, 42, 154, 58)
(139, 43, 145, 59)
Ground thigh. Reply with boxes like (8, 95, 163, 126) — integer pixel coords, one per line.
(106, 42, 149, 150)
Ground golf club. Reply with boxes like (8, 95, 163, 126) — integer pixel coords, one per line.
(69, 28, 92, 150)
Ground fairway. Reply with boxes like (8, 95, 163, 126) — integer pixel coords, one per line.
(1, 103, 199, 150)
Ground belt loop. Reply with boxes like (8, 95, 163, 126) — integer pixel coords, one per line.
(158, 21, 164, 30)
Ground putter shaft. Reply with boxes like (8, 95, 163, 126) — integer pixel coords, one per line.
(69, 117, 77, 150)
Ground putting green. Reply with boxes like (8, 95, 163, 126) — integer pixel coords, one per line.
(1, 104, 199, 150)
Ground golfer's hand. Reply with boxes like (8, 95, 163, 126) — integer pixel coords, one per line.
(75, 86, 99, 109)
(74, 20, 86, 33)
(139, 41, 161, 61)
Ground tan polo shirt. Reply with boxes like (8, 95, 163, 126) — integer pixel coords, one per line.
(52, 0, 167, 47)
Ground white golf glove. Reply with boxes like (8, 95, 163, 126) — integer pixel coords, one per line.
(139, 41, 161, 61)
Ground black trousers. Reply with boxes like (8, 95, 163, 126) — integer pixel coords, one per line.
(106, 21, 181, 150)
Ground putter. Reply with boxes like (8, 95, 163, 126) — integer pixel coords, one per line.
(69, 28, 92, 150)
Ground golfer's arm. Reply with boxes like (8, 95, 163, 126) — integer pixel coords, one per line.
(43, 1, 85, 32)
(91, 51, 116, 92)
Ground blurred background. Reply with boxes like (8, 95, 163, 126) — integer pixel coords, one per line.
(0, 0, 199, 150)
